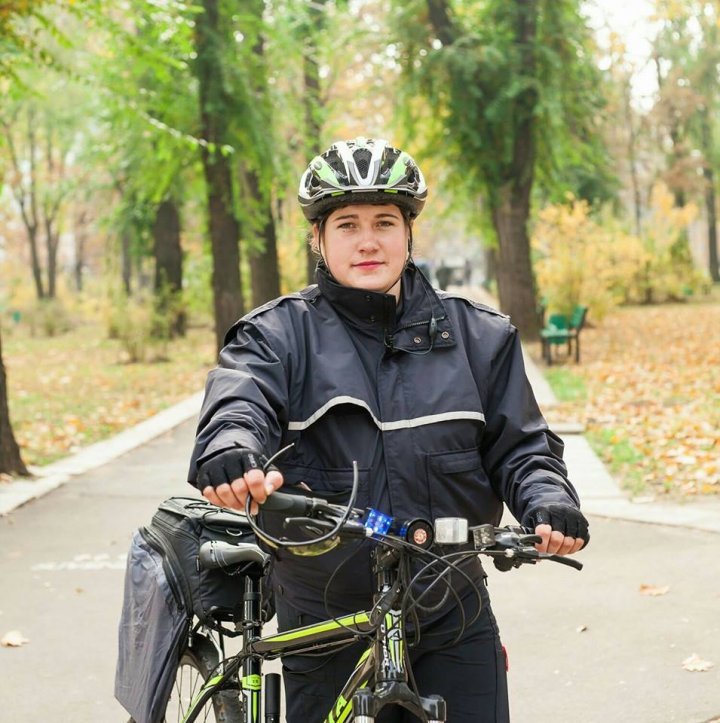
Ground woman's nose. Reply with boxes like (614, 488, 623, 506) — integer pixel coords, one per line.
(357, 226, 379, 250)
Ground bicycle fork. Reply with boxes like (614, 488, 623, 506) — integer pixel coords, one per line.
(352, 604, 446, 722)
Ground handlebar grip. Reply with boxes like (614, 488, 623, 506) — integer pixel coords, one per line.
(198, 540, 268, 570)
(259, 490, 312, 515)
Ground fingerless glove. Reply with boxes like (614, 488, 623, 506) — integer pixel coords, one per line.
(523, 503, 590, 546)
(197, 447, 268, 489)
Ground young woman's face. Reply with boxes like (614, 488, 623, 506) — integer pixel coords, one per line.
(313, 204, 409, 299)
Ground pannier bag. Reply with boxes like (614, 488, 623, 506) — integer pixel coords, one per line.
(115, 496, 264, 723)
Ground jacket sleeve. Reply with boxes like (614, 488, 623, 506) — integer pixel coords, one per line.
(187, 320, 289, 487)
(479, 323, 581, 524)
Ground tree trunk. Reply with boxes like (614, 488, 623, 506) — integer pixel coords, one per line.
(700, 109, 720, 283)
(73, 210, 89, 292)
(246, 171, 281, 307)
(302, 0, 328, 284)
(492, 183, 539, 339)
(426, 0, 541, 338)
(0, 328, 29, 477)
(195, 0, 244, 352)
(120, 227, 132, 295)
(491, 0, 540, 340)
(152, 198, 186, 336)
(623, 76, 643, 237)
(45, 216, 59, 299)
(28, 224, 45, 299)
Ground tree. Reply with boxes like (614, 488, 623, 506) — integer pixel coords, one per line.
(1, 83, 80, 300)
(651, 0, 720, 283)
(153, 198, 186, 335)
(242, 0, 281, 307)
(0, 0, 60, 475)
(0, 326, 29, 476)
(394, 0, 610, 338)
(193, 0, 244, 351)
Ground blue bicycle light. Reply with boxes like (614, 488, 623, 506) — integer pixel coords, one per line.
(363, 508, 393, 537)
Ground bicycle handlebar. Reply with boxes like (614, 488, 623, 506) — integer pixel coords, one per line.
(257, 489, 583, 571)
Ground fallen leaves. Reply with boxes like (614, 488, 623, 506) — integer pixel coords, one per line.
(1, 630, 29, 647)
(639, 583, 670, 596)
(5, 325, 216, 467)
(681, 653, 714, 672)
(543, 299, 720, 499)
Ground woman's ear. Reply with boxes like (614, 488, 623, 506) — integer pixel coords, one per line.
(310, 224, 321, 254)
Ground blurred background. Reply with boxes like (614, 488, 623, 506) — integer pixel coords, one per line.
(1, 0, 718, 505)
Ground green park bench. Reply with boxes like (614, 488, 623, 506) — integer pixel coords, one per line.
(540, 304, 588, 365)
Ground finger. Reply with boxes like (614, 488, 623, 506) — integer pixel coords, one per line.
(214, 482, 243, 510)
(534, 523, 552, 553)
(570, 537, 585, 554)
(546, 530, 566, 555)
(202, 486, 222, 506)
(555, 535, 576, 556)
(244, 468, 268, 504)
(229, 475, 248, 501)
(264, 470, 284, 496)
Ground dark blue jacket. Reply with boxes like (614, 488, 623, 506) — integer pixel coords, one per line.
(189, 263, 580, 615)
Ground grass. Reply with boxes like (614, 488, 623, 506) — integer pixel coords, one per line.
(4, 320, 216, 467)
(585, 427, 647, 497)
(543, 368, 587, 403)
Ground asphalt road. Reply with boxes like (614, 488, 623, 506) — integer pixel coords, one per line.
(1, 419, 719, 722)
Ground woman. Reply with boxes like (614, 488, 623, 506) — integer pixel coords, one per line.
(188, 137, 588, 722)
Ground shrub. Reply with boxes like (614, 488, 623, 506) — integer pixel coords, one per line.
(26, 299, 75, 337)
(533, 185, 708, 320)
(105, 291, 173, 363)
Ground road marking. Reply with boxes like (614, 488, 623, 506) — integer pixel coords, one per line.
(31, 554, 127, 571)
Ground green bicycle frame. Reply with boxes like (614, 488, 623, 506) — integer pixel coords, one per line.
(181, 583, 411, 722)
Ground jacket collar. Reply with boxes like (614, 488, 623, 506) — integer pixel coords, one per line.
(316, 261, 455, 353)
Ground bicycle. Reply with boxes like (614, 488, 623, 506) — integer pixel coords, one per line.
(161, 465, 583, 723)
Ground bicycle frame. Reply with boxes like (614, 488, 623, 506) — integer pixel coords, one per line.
(182, 547, 447, 723)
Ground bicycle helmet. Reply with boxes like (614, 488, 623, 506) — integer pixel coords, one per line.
(298, 137, 428, 222)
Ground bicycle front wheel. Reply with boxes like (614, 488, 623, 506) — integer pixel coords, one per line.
(164, 634, 243, 723)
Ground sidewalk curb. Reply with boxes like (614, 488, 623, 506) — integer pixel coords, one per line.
(0, 391, 204, 516)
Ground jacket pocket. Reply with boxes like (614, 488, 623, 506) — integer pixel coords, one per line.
(279, 463, 369, 506)
(426, 448, 499, 522)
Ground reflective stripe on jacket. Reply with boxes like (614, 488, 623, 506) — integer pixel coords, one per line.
(188, 263, 579, 615)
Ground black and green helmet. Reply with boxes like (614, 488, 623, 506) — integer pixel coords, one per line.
(298, 137, 428, 222)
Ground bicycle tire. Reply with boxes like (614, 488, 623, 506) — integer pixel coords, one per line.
(162, 633, 243, 723)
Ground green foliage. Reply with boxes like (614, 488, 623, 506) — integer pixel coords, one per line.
(391, 0, 615, 219)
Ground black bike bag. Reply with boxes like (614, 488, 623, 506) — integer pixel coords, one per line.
(141, 496, 261, 626)
(115, 496, 268, 723)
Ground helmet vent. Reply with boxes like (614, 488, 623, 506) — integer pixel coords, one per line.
(353, 148, 372, 178)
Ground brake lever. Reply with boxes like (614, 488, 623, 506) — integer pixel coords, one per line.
(543, 553, 583, 570)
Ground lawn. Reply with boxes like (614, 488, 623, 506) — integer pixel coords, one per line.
(3, 321, 217, 468)
(535, 294, 720, 499)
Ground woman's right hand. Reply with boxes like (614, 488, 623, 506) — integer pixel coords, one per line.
(198, 448, 284, 513)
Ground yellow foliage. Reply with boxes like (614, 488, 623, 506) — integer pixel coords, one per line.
(533, 185, 706, 320)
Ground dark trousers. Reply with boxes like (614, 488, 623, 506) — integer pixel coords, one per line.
(276, 583, 510, 723)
